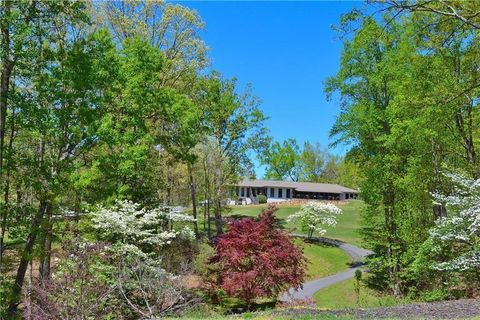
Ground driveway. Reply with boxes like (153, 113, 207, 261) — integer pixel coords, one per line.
(280, 237, 372, 302)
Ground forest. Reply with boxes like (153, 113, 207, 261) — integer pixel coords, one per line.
(0, 1, 479, 319)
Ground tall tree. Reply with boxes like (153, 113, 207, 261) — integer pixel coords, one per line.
(198, 73, 265, 235)
(259, 138, 300, 181)
(327, 5, 479, 295)
(7, 23, 117, 317)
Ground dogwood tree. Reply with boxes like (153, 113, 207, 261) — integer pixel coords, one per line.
(287, 202, 342, 239)
(91, 200, 197, 317)
(426, 173, 480, 273)
(92, 200, 195, 259)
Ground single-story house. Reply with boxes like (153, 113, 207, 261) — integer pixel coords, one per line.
(233, 179, 358, 204)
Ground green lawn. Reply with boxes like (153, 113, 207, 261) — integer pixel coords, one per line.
(300, 240, 351, 280)
(313, 277, 409, 309)
(227, 200, 364, 246)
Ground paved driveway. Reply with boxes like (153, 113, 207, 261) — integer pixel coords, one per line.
(280, 238, 372, 302)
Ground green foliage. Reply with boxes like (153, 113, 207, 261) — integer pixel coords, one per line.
(0, 1, 265, 316)
(257, 194, 267, 204)
(328, 2, 480, 297)
(422, 288, 450, 303)
(193, 241, 216, 277)
(258, 138, 362, 186)
(259, 138, 300, 181)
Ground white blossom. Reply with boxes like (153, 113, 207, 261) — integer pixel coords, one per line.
(91, 200, 195, 257)
(427, 173, 480, 272)
(287, 201, 342, 238)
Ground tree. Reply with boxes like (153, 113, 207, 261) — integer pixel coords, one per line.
(259, 138, 300, 181)
(327, 4, 479, 296)
(259, 139, 360, 186)
(7, 22, 117, 317)
(92, 200, 195, 258)
(91, 200, 197, 317)
(337, 158, 363, 189)
(197, 73, 265, 235)
(287, 202, 343, 239)
(96, 1, 208, 90)
(412, 172, 480, 297)
(381, 0, 480, 30)
(207, 206, 306, 305)
(298, 142, 327, 183)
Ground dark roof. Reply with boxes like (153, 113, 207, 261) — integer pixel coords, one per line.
(237, 179, 358, 194)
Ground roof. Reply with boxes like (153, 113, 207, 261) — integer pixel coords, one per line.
(236, 179, 358, 194)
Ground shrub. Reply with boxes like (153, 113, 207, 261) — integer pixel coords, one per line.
(422, 288, 450, 302)
(193, 241, 215, 277)
(116, 255, 198, 318)
(206, 206, 306, 305)
(22, 240, 118, 320)
(257, 194, 267, 204)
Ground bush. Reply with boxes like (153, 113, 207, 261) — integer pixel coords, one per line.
(22, 240, 119, 320)
(193, 241, 215, 277)
(257, 194, 267, 204)
(422, 288, 450, 302)
(206, 206, 306, 305)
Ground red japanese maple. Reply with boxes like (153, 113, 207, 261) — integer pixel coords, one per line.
(208, 206, 306, 304)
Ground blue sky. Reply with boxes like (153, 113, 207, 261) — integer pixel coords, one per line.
(177, 1, 362, 177)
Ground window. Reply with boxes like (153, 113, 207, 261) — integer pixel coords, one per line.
(286, 189, 291, 198)
(278, 188, 283, 198)
(247, 188, 250, 197)
(241, 188, 245, 197)
(270, 188, 275, 198)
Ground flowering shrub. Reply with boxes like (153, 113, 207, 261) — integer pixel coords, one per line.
(207, 206, 306, 305)
(89, 201, 197, 316)
(287, 202, 342, 239)
(92, 200, 195, 259)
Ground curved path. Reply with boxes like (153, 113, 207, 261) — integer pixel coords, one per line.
(280, 236, 372, 302)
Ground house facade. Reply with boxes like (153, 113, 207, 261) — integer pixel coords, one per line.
(234, 179, 358, 204)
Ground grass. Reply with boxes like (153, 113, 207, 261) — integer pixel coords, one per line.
(177, 305, 356, 320)
(313, 277, 410, 309)
(176, 308, 356, 320)
(299, 240, 351, 280)
(227, 200, 364, 246)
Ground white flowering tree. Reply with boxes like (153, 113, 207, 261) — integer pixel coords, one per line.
(287, 202, 342, 239)
(91, 200, 197, 317)
(423, 173, 480, 273)
(92, 200, 195, 260)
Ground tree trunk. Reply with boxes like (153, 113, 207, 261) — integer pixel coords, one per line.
(0, 106, 16, 268)
(39, 204, 53, 279)
(188, 163, 199, 238)
(7, 200, 48, 318)
(0, 0, 12, 177)
(0, 0, 13, 270)
(383, 187, 400, 296)
(215, 198, 222, 236)
(207, 198, 211, 238)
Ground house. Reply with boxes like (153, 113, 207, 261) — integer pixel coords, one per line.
(234, 179, 358, 204)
